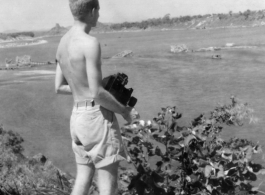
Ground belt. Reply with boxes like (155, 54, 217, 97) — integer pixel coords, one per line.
(73, 99, 97, 108)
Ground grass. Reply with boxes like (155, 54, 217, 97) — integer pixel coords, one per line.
(0, 26, 264, 182)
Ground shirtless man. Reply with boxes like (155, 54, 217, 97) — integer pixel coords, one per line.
(55, 0, 138, 194)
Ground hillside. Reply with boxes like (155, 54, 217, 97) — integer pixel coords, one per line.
(0, 125, 74, 195)
(45, 22, 110, 35)
(31, 22, 110, 37)
(37, 9, 265, 36)
(1, 9, 265, 40)
(47, 23, 69, 36)
(109, 9, 265, 30)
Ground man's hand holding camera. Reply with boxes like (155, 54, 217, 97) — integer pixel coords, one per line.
(103, 72, 140, 123)
(122, 107, 140, 124)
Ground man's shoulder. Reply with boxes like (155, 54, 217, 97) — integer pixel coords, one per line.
(57, 31, 100, 60)
(61, 31, 99, 47)
(74, 34, 101, 59)
(56, 32, 70, 56)
(78, 34, 100, 49)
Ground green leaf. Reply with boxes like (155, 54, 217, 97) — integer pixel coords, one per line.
(151, 171, 164, 183)
(217, 165, 224, 178)
(184, 135, 196, 147)
(245, 146, 253, 161)
(168, 174, 179, 181)
(243, 171, 257, 181)
(257, 169, 265, 175)
(161, 107, 167, 112)
(155, 147, 164, 156)
(137, 164, 145, 174)
(128, 175, 147, 195)
(204, 165, 213, 178)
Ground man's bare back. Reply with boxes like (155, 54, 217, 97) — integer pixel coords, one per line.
(56, 29, 101, 102)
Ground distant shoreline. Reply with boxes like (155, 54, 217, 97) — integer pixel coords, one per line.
(0, 39, 47, 49)
(0, 24, 264, 49)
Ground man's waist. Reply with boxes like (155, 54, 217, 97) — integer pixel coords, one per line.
(73, 99, 99, 108)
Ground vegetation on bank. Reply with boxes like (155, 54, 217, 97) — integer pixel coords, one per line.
(0, 125, 73, 195)
(1, 97, 264, 195)
(119, 97, 265, 195)
(110, 9, 265, 30)
(0, 32, 34, 41)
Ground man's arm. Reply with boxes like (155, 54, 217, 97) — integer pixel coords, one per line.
(84, 38, 131, 117)
(55, 63, 72, 95)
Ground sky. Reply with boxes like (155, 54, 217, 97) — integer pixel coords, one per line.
(0, 0, 265, 32)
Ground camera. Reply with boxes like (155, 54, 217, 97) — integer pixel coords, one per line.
(102, 73, 137, 107)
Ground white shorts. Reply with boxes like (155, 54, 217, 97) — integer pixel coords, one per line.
(70, 105, 126, 168)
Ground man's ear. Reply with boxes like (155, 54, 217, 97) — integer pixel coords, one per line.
(86, 11, 93, 18)
(91, 8, 96, 17)
(84, 11, 92, 22)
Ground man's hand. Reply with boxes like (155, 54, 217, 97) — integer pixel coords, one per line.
(122, 107, 140, 124)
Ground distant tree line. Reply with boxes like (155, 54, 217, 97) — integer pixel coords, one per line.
(110, 9, 265, 30)
(0, 31, 35, 40)
(110, 13, 197, 30)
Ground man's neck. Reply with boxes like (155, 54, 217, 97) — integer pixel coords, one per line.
(73, 20, 92, 34)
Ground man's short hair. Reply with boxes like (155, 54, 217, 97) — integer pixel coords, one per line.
(69, 0, 99, 20)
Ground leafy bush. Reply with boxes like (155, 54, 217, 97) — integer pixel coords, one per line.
(0, 125, 24, 154)
(120, 97, 264, 195)
(0, 96, 264, 195)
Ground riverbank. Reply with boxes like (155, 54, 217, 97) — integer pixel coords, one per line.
(0, 39, 47, 49)
(0, 26, 264, 177)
